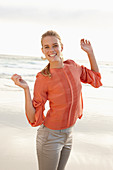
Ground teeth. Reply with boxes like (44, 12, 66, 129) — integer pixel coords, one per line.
(49, 54, 56, 57)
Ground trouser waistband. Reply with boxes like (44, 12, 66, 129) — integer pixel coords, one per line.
(41, 124, 73, 133)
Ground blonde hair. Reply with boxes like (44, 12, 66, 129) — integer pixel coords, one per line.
(41, 30, 63, 78)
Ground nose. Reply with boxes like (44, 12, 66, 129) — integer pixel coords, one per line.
(49, 47, 54, 51)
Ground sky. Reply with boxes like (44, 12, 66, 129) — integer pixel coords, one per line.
(0, 0, 113, 12)
(0, 0, 113, 61)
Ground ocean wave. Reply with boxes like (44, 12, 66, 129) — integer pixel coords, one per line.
(0, 54, 42, 60)
(0, 73, 36, 80)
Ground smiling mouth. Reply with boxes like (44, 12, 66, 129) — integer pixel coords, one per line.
(49, 54, 57, 58)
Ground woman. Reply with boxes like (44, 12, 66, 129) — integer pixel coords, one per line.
(11, 30, 102, 170)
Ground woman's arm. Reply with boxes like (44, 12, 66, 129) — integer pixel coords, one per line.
(80, 39, 99, 72)
(11, 74, 35, 123)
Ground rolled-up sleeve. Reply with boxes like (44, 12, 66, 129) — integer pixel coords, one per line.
(80, 65, 102, 88)
(27, 72, 48, 127)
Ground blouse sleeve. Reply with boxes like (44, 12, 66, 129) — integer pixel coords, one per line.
(27, 72, 48, 127)
(80, 65, 102, 88)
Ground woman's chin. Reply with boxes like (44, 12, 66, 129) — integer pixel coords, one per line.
(50, 56, 61, 62)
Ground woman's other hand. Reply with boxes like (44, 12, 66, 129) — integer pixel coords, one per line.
(11, 74, 28, 90)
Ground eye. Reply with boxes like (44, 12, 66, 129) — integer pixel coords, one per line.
(44, 46, 49, 49)
(53, 44, 58, 47)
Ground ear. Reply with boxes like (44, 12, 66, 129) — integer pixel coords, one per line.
(41, 48, 44, 54)
(61, 44, 63, 52)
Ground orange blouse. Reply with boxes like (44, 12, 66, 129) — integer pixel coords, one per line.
(26, 60, 102, 130)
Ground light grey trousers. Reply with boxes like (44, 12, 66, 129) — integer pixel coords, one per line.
(36, 124, 73, 170)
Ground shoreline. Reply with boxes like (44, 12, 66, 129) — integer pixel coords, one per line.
(1, 53, 113, 65)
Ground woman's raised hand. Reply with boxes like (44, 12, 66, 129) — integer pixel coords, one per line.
(80, 39, 99, 72)
(80, 39, 93, 54)
(11, 74, 28, 90)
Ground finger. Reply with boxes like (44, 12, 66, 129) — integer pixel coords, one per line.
(80, 39, 85, 44)
(11, 75, 17, 81)
(11, 74, 22, 82)
(14, 77, 23, 86)
(80, 39, 85, 47)
(85, 40, 88, 44)
(11, 74, 21, 79)
(84, 39, 88, 44)
(11, 74, 17, 80)
(87, 40, 89, 44)
(14, 75, 22, 82)
(88, 40, 91, 45)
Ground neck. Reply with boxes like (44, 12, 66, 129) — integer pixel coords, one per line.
(50, 58, 64, 69)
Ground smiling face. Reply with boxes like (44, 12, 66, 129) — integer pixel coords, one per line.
(41, 36, 63, 63)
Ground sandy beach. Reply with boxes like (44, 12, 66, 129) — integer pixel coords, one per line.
(0, 85, 113, 170)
